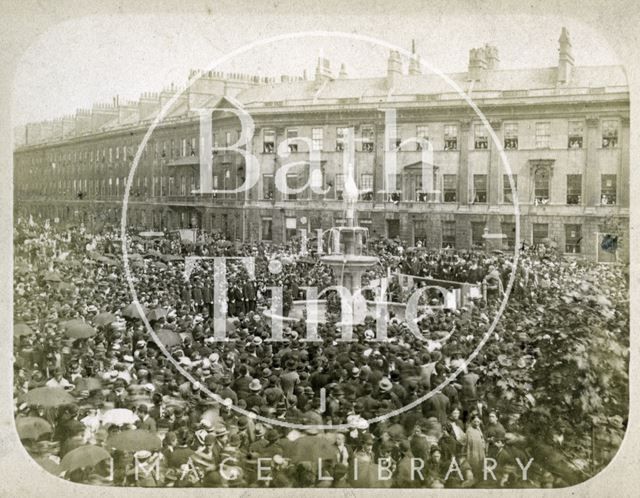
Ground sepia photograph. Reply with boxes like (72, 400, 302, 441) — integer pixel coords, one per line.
(7, 2, 633, 492)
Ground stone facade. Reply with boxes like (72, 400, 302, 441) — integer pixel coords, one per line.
(14, 29, 629, 262)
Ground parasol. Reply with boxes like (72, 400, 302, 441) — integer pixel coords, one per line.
(22, 387, 75, 407)
(60, 445, 111, 472)
(127, 253, 144, 261)
(62, 319, 97, 339)
(105, 429, 162, 452)
(153, 329, 181, 347)
(160, 254, 183, 262)
(16, 417, 53, 440)
(14, 323, 34, 337)
(93, 312, 117, 326)
(122, 302, 148, 320)
(101, 408, 139, 426)
(73, 377, 102, 393)
(146, 249, 163, 258)
(152, 261, 168, 270)
(146, 308, 167, 322)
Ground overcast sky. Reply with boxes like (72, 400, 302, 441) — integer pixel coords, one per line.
(12, 13, 621, 126)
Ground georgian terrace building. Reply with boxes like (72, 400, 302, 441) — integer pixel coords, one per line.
(14, 28, 629, 262)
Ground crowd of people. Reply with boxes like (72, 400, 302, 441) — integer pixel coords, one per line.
(13, 218, 628, 488)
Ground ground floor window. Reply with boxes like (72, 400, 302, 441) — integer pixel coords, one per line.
(565, 224, 582, 253)
(502, 222, 516, 249)
(261, 218, 272, 241)
(532, 223, 549, 245)
(285, 217, 297, 241)
(471, 222, 485, 248)
(442, 220, 456, 248)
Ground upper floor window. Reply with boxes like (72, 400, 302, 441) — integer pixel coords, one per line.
(361, 126, 374, 152)
(474, 124, 488, 149)
(286, 129, 298, 152)
(262, 174, 274, 200)
(602, 120, 618, 148)
(182, 138, 188, 157)
(336, 127, 349, 152)
(443, 174, 457, 202)
(312, 127, 323, 151)
(444, 125, 458, 150)
(503, 174, 517, 203)
(601, 174, 617, 205)
(535, 122, 550, 148)
(416, 125, 429, 151)
(473, 174, 487, 203)
(335, 173, 344, 200)
(568, 121, 583, 148)
(360, 174, 374, 200)
(190, 137, 197, 156)
(225, 132, 231, 147)
(285, 174, 298, 200)
(534, 167, 550, 204)
(263, 129, 275, 153)
(566, 174, 582, 205)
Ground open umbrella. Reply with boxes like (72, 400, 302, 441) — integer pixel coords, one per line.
(101, 408, 139, 426)
(73, 377, 102, 393)
(42, 271, 62, 282)
(105, 429, 162, 452)
(14, 323, 34, 337)
(130, 259, 145, 269)
(122, 303, 148, 320)
(22, 387, 75, 407)
(60, 445, 111, 472)
(147, 249, 162, 258)
(127, 253, 144, 261)
(146, 308, 167, 322)
(152, 261, 168, 270)
(153, 329, 181, 347)
(16, 417, 53, 440)
(93, 312, 117, 327)
(62, 320, 97, 339)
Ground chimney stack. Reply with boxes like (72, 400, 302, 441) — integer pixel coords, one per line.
(484, 44, 499, 70)
(338, 63, 348, 79)
(557, 27, 574, 85)
(408, 39, 422, 76)
(315, 56, 333, 83)
(468, 47, 487, 81)
(386, 50, 402, 88)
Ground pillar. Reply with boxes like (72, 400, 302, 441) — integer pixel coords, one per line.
(584, 116, 600, 207)
(458, 120, 471, 205)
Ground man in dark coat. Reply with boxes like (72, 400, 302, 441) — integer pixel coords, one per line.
(243, 280, 257, 312)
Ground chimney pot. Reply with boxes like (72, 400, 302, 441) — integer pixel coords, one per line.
(557, 27, 574, 85)
(386, 50, 402, 88)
